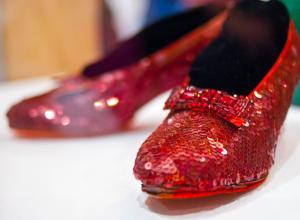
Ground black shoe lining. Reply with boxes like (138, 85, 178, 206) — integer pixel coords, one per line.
(83, 5, 224, 78)
(189, 0, 289, 96)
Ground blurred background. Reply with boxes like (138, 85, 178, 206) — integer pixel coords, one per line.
(0, 0, 299, 102)
(0, 0, 224, 81)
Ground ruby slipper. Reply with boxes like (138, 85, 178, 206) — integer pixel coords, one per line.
(134, 0, 300, 199)
(7, 5, 227, 137)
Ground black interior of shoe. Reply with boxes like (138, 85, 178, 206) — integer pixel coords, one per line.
(189, 0, 289, 95)
(83, 5, 224, 78)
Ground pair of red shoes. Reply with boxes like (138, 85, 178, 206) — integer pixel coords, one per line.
(7, 0, 300, 199)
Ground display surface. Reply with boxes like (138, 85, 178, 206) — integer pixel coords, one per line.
(0, 78, 300, 219)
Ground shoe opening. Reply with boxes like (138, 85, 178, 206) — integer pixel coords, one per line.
(83, 5, 224, 77)
(189, 0, 289, 96)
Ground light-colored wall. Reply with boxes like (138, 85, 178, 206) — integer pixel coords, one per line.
(106, 0, 148, 39)
(2, 0, 102, 81)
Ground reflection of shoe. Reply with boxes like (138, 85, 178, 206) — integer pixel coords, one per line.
(134, 0, 300, 199)
(7, 5, 227, 137)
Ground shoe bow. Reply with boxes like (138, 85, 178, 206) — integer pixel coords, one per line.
(164, 85, 251, 127)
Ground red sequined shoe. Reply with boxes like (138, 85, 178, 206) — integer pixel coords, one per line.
(134, 0, 300, 199)
(7, 5, 227, 137)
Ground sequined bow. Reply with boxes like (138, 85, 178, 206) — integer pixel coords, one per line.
(164, 86, 251, 127)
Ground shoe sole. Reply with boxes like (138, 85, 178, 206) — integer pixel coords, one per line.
(142, 177, 266, 199)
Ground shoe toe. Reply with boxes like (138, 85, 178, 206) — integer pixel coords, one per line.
(7, 91, 69, 135)
(7, 89, 125, 137)
(134, 110, 247, 196)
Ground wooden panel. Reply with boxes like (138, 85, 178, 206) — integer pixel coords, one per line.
(2, 0, 102, 80)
